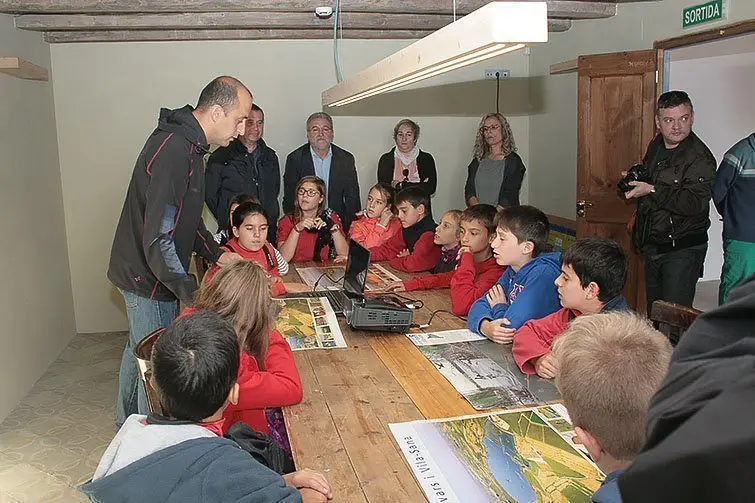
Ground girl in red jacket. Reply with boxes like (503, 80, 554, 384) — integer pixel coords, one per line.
(349, 183, 402, 249)
(205, 201, 308, 295)
(277, 176, 349, 263)
(187, 260, 303, 451)
(388, 204, 505, 316)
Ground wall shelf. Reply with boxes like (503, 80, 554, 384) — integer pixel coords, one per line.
(0, 57, 49, 81)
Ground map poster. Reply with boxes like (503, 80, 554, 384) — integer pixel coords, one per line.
(417, 342, 559, 410)
(407, 329, 487, 346)
(274, 297, 347, 350)
(296, 264, 401, 292)
(390, 404, 603, 503)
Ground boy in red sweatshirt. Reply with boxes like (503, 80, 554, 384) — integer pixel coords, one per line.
(389, 204, 505, 316)
(370, 185, 441, 272)
(512, 236, 630, 378)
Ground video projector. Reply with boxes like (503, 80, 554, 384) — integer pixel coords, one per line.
(344, 296, 413, 332)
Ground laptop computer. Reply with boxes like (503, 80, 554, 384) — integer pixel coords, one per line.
(283, 240, 371, 315)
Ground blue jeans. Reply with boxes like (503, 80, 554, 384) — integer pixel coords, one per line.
(116, 288, 177, 427)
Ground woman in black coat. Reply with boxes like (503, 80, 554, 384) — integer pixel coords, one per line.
(377, 119, 437, 199)
(464, 113, 525, 209)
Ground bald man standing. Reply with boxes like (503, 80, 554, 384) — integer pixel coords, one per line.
(108, 76, 251, 427)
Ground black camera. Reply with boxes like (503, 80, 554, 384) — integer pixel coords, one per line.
(618, 163, 650, 193)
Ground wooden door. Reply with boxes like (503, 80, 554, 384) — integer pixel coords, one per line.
(576, 50, 659, 312)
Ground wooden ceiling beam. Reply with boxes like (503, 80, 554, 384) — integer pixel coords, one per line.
(18, 12, 458, 31)
(42, 20, 571, 43)
(4, 0, 618, 16)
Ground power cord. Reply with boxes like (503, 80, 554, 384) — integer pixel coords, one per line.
(416, 309, 467, 329)
(311, 272, 344, 292)
(388, 291, 424, 311)
(496, 72, 501, 114)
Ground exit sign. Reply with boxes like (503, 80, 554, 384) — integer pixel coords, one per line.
(683, 0, 728, 28)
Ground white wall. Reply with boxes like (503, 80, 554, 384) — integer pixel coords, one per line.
(528, 0, 755, 219)
(668, 34, 755, 280)
(50, 39, 529, 332)
(0, 14, 76, 421)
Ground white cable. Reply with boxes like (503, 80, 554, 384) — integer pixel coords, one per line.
(333, 0, 345, 83)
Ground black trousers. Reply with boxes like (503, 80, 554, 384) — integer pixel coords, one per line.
(644, 243, 707, 314)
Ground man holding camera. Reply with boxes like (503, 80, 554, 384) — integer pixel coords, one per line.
(624, 91, 716, 313)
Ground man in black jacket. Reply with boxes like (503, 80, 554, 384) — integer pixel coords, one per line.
(625, 91, 716, 313)
(205, 104, 281, 243)
(107, 76, 250, 427)
(618, 273, 755, 502)
(282, 112, 360, 231)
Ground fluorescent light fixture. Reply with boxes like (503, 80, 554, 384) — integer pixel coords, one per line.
(322, 2, 548, 107)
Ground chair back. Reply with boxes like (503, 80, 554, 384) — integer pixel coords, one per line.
(649, 300, 702, 345)
(134, 328, 166, 415)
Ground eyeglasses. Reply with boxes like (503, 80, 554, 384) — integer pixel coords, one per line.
(309, 126, 332, 134)
(298, 189, 321, 197)
(482, 124, 501, 133)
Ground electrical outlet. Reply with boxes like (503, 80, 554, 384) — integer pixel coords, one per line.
(484, 69, 510, 79)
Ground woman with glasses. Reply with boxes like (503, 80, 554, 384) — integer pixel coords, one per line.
(377, 119, 437, 200)
(277, 176, 348, 263)
(464, 113, 526, 209)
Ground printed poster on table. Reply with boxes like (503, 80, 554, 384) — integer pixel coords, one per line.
(390, 404, 602, 503)
(274, 297, 346, 350)
(416, 342, 559, 410)
(407, 329, 487, 346)
(296, 264, 401, 291)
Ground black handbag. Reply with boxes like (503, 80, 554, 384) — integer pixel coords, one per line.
(224, 421, 296, 475)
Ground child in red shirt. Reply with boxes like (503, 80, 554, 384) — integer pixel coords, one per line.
(205, 201, 307, 296)
(277, 176, 349, 263)
(512, 237, 630, 378)
(370, 185, 441, 272)
(389, 204, 505, 316)
(183, 261, 303, 444)
(349, 183, 402, 250)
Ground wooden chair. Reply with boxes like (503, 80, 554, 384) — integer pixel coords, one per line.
(649, 300, 702, 345)
(134, 328, 166, 415)
(192, 253, 209, 284)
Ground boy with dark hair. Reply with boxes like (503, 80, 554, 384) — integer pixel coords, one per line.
(552, 312, 672, 503)
(467, 205, 561, 343)
(387, 204, 505, 315)
(370, 185, 441, 272)
(82, 311, 332, 503)
(513, 236, 630, 378)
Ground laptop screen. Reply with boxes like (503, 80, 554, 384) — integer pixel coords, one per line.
(343, 240, 371, 297)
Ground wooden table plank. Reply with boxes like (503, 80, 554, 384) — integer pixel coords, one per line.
(306, 346, 426, 503)
(284, 351, 368, 503)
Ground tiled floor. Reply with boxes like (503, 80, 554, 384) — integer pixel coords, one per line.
(0, 332, 126, 502)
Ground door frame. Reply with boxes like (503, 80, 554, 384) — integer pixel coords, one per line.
(654, 19, 755, 91)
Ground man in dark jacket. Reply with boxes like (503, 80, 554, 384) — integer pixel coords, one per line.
(107, 76, 251, 427)
(282, 112, 360, 231)
(206, 103, 281, 243)
(618, 273, 755, 502)
(625, 91, 716, 313)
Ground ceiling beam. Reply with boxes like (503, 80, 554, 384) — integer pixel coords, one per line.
(43, 20, 571, 43)
(15, 4, 607, 32)
(3, 0, 621, 15)
(19, 12, 458, 31)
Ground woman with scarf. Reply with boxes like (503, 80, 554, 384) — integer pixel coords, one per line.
(377, 119, 437, 204)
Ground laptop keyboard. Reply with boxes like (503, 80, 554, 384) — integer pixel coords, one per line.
(283, 290, 345, 315)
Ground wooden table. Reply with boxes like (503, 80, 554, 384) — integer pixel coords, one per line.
(281, 266, 546, 502)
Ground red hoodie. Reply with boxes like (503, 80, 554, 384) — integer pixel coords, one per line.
(179, 307, 303, 434)
(348, 213, 402, 249)
(403, 253, 505, 316)
(205, 238, 286, 297)
(370, 230, 440, 273)
(512, 307, 578, 374)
